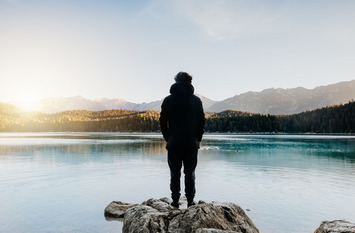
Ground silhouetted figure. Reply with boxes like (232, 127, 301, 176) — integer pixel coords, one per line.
(160, 72, 206, 208)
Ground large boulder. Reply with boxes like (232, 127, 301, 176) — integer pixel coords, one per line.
(105, 197, 259, 233)
(314, 220, 355, 233)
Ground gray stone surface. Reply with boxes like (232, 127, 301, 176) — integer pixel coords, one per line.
(105, 197, 259, 233)
(314, 220, 355, 233)
(196, 229, 240, 233)
(105, 200, 355, 233)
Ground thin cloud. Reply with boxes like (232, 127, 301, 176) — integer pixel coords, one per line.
(168, 0, 284, 40)
(166, 0, 355, 42)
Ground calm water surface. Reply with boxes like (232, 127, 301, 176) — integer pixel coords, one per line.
(0, 133, 355, 233)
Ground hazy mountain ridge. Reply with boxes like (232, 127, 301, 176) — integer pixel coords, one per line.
(10, 95, 216, 114)
(7, 80, 355, 114)
(206, 80, 355, 114)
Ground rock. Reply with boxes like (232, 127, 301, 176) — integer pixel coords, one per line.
(105, 197, 259, 233)
(314, 220, 355, 233)
(104, 201, 138, 218)
(196, 229, 241, 233)
(167, 200, 258, 233)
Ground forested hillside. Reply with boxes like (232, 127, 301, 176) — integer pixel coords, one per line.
(205, 110, 282, 132)
(0, 106, 160, 132)
(206, 101, 355, 133)
(279, 101, 355, 133)
(0, 101, 354, 133)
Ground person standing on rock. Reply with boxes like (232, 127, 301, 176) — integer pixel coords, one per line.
(160, 72, 206, 208)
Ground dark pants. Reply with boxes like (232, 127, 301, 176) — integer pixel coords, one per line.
(168, 146, 198, 202)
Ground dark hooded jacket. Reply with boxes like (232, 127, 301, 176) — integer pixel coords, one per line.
(160, 80, 205, 149)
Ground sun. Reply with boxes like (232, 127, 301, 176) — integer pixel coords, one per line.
(16, 93, 40, 112)
(18, 101, 36, 112)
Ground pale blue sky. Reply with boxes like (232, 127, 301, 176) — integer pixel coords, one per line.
(1, 0, 355, 103)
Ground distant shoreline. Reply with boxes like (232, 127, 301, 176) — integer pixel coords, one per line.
(1, 101, 354, 133)
(1, 132, 354, 137)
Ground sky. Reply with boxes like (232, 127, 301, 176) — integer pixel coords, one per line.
(1, 0, 355, 104)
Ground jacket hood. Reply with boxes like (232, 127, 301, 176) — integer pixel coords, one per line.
(170, 81, 194, 96)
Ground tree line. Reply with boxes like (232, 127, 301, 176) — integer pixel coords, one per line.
(205, 101, 355, 133)
(0, 101, 354, 133)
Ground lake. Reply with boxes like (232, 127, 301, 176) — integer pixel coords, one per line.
(0, 133, 355, 233)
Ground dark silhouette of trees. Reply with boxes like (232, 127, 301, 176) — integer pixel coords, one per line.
(205, 110, 282, 132)
(279, 101, 355, 133)
(205, 101, 354, 133)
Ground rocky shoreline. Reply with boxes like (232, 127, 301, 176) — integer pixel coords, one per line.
(105, 198, 355, 233)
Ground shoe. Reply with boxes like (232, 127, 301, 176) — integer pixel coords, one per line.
(187, 201, 196, 207)
(171, 201, 179, 208)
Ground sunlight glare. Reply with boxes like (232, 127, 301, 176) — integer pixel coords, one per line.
(16, 93, 40, 112)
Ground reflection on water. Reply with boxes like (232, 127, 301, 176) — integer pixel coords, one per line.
(0, 133, 355, 233)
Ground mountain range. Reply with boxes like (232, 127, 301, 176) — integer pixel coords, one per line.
(9, 80, 355, 115)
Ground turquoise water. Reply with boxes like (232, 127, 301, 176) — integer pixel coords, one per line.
(0, 133, 354, 233)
